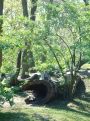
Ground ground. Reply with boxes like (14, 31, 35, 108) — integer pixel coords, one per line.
(0, 79, 90, 121)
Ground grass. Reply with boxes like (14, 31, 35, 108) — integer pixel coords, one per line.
(0, 79, 90, 121)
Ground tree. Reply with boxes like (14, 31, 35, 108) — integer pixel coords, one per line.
(0, 0, 4, 71)
(21, 0, 37, 78)
(21, 0, 28, 17)
(30, 0, 38, 20)
(31, 1, 90, 98)
(0, 0, 89, 100)
(0, 1, 13, 106)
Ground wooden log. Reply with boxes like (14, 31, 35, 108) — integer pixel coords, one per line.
(21, 73, 66, 104)
(21, 73, 86, 104)
(22, 79, 60, 104)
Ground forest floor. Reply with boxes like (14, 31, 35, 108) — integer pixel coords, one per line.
(0, 78, 90, 121)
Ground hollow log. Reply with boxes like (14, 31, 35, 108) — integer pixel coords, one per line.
(21, 73, 85, 105)
(22, 79, 64, 104)
(21, 73, 67, 104)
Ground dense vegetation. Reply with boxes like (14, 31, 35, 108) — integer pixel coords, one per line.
(0, 0, 90, 121)
(1, 0, 90, 73)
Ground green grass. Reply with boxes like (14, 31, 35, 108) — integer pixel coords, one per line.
(0, 79, 90, 121)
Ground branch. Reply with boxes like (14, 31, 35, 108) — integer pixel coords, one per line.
(56, 33, 73, 64)
(44, 38, 65, 79)
(56, 34, 75, 79)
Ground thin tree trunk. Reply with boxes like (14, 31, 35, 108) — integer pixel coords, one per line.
(0, 50, 2, 69)
(0, 0, 4, 70)
(30, 0, 37, 21)
(16, 50, 22, 76)
(10, 50, 22, 86)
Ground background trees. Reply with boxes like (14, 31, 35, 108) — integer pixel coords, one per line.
(0, 0, 89, 74)
(0, 0, 89, 73)
(0, 0, 89, 97)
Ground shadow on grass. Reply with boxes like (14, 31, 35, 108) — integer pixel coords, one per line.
(0, 111, 53, 121)
(0, 112, 30, 121)
(32, 113, 53, 121)
(46, 95, 90, 118)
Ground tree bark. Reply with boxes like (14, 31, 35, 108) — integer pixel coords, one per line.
(21, 0, 28, 17)
(21, 0, 37, 78)
(22, 73, 64, 104)
(21, 44, 35, 79)
(21, 73, 85, 104)
(10, 50, 22, 86)
(0, 0, 4, 70)
(30, 0, 37, 21)
(16, 50, 22, 76)
(0, 50, 2, 69)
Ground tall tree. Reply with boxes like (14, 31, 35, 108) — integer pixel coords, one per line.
(0, 0, 4, 70)
(21, 0, 37, 78)
(10, 0, 29, 83)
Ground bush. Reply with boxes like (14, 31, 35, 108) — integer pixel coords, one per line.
(0, 78, 14, 107)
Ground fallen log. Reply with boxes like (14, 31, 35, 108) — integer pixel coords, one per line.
(21, 72, 86, 105)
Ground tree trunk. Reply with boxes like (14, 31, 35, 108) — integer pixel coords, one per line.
(0, 0, 4, 70)
(30, 0, 37, 21)
(16, 50, 22, 76)
(21, 0, 28, 17)
(0, 50, 2, 69)
(10, 50, 22, 85)
(21, 0, 37, 78)
(21, 45, 35, 79)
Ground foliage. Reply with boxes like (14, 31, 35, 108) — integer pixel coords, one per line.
(0, 78, 13, 106)
(0, 0, 89, 112)
(1, 1, 90, 74)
